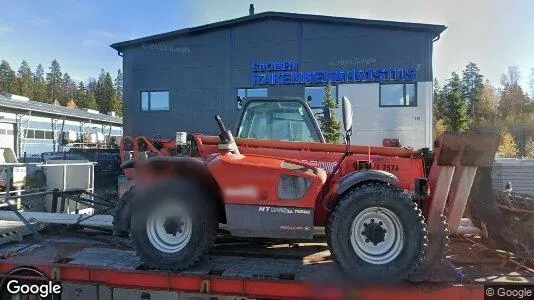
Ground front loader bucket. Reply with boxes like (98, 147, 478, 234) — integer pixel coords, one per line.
(427, 132, 499, 235)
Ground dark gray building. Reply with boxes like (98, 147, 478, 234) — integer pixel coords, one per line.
(111, 10, 445, 148)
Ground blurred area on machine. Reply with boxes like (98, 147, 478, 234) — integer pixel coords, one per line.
(383, 138, 401, 147)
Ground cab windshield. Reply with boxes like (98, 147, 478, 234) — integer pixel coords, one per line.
(237, 100, 321, 143)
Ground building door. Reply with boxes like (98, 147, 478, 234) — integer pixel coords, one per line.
(0, 122, 15, 150)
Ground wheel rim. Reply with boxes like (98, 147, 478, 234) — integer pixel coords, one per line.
(350, 207, 404, 265)
(146, 200, 192, 253)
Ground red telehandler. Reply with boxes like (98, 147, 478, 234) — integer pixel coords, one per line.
(116, 96, 499, 283)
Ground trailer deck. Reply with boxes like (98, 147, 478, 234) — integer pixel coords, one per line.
(0, 226, 532, 300)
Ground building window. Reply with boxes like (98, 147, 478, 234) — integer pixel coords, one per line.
(34, 130, 45, 139)
(237, 88, 268, 98)
(24, 129, 34, 139)
(141, 91, 170, 111)
(23, 129, 54, 139)
(380, 83, 417, 107)
(45, 131, 54, 140)
(305, 86, 338, 109)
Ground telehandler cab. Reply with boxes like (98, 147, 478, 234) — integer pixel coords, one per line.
(124, 97, 499, 283)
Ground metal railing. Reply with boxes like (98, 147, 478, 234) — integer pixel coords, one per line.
(0, 161, 116, 249)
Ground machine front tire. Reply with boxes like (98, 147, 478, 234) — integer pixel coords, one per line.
(409, 214, 449, 282)
(130, 179, 218, 270)
(327, 183, 428, 283)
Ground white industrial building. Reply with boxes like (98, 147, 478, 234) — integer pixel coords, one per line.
(0, 94, 123, 156)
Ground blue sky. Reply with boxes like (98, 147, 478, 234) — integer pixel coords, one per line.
(1, 0, 533, 91)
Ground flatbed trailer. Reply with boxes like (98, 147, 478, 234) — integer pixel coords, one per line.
(0, 226, 532, 300)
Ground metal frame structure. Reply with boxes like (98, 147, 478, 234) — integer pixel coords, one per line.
(15, 111, 31, 156)
(0, 162, 115, 255)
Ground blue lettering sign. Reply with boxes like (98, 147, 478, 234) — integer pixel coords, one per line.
(334, 72, 344, 83)
(249, 61, 417, 86)
(345, 70, 355, 82)
(406, 68, 417, 81)
(283, 73, 291, 85)
(292, 72, 300, 83)
(355, 71, 366, 82)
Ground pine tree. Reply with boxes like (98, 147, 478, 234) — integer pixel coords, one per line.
(75, 81, 85, 102)
(76, 81, 98, 110)
(114, 69, 123, 101)
(0, 60, 17, 94)
(111, 95, 123, 116)
(16, 60, 33, 98)
(94, 69, 106, 109)
(432, 78, 448, 140)
(86, 78, 97, 94)
(113, 69, 124, 115)
(60, 72, 77, 106)
(433, 78, 444, 120)
(85, 92, 99, 110)
(319, 82, 342, 143)
(32, 64, 47, 102)
(46, 59, 62, 104)
(461, 62, 484, 121)
(442, 72, 471, 132)
(94, 70, 117, 113)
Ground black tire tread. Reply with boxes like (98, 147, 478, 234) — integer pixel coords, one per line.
(326, 182, 428, 283)
(130, 179, 218, 271)
(408, 214, 449, 282)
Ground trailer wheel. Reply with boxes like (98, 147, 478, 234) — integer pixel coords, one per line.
(327, 183, 427, 283)
(130, 179, 218, 270)
(409, 214, 449, 282)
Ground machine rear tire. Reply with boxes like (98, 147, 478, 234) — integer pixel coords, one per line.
(130, 179, 218, 270)
(327, 183, 427, 283)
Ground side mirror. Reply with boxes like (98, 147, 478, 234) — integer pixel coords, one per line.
(341, 96, 353, 136)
